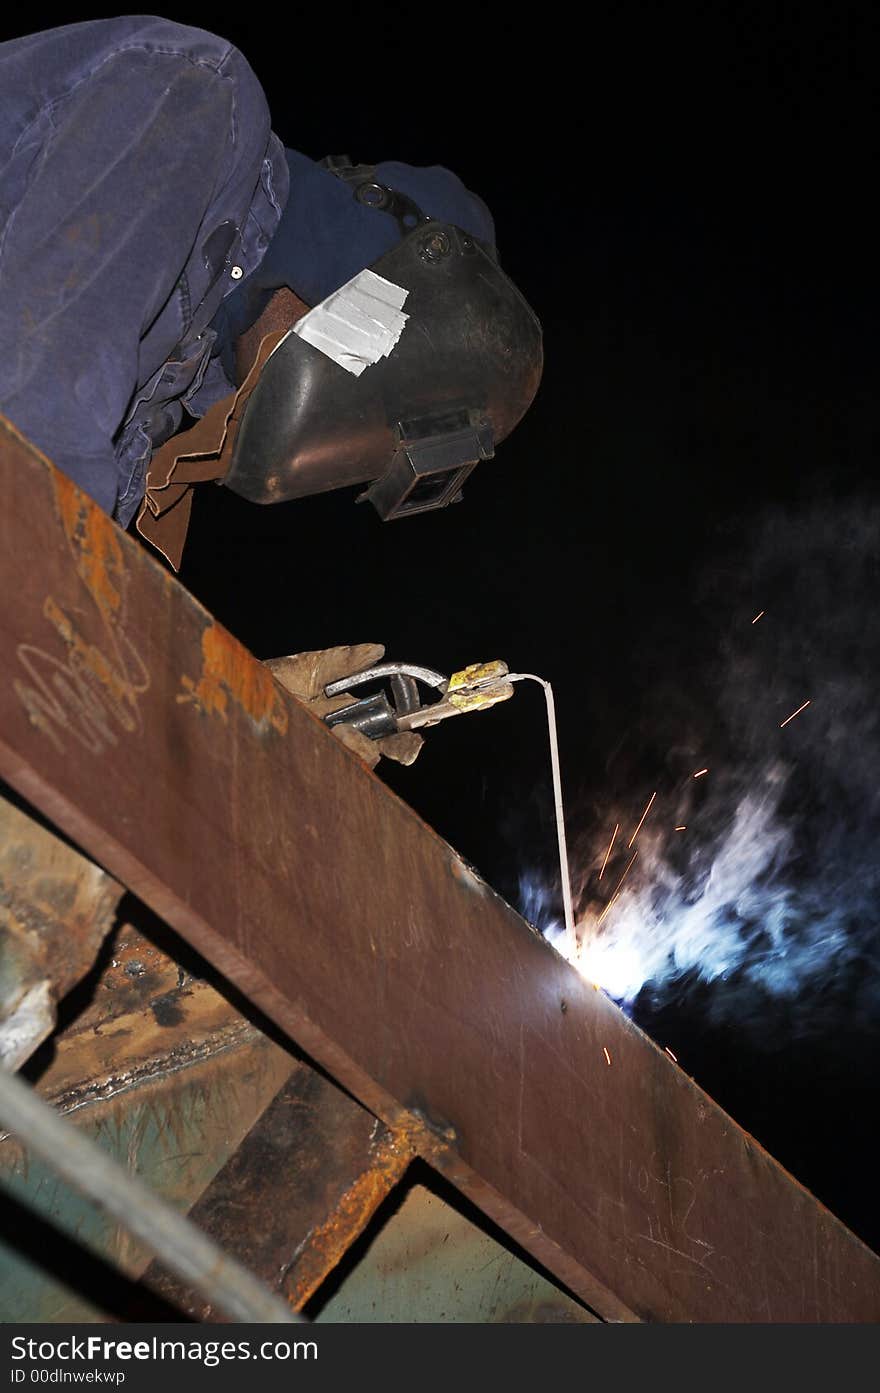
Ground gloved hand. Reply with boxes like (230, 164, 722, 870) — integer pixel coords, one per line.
(265, 644, 424, 770)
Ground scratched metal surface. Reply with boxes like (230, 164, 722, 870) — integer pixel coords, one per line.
(1, 416, 879, 1322)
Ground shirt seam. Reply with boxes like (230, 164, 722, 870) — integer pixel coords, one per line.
(10, 41, 237, 166)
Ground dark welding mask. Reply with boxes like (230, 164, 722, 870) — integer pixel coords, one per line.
(221, 162, 543, 520)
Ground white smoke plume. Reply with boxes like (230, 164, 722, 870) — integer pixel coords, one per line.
(519, 498, 880, 1044)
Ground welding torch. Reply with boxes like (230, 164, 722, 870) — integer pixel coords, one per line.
(322, 657, 576, 945)
(322, 659, 515, 739)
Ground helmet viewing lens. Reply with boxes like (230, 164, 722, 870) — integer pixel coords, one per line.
(359, 408, 495, 521)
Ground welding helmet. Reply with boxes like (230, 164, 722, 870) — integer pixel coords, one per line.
(220, 155, 543, 520)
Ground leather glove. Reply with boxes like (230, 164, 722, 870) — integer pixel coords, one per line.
(265, 644, 424, 770)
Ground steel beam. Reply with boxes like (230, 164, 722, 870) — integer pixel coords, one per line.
(0, 916, 295, 1323)
(2, 416, 879, 1322)
(141, 1063, 414, 1319)
(0, 810, 406, 1322)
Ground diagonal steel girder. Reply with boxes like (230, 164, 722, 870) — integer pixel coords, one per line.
(1, 415, 878, 1323)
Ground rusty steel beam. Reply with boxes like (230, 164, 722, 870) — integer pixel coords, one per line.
(1, 417, 879, 1323)
(0, 813, 399, 1323)
(0, 914, 297, 1323)
(30, 919, 293, 1126)
(141, 1061, 414, 1319)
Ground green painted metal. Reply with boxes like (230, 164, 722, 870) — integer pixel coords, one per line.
(0, 1037, 291, 1321)
(314, 1183, 598, 1324)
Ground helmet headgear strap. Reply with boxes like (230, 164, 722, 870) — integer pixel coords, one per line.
(320, 155, 432, 237)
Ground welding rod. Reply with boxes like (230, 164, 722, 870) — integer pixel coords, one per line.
(507, 673, 576, 953)
(0, 1064, 303, 1324)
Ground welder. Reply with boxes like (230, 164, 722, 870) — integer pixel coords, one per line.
(0, 16, 542, 766)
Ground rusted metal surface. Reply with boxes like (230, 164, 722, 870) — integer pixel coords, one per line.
(0, 915, 295, 1322)
(285, 1126, 412, 1311)
(0, 817, 383, 1325)
(142, 1059, 412, 1319)
(2, 418, 879, 1322)
(31, 920, 285, 1114)
(0, 789, 122, 1067)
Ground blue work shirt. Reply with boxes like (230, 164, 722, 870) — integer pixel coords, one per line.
(0, 16, 288, 525)
(0, 17, 497, 532)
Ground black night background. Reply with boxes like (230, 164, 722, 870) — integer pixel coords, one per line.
(10, 5, 880, 1263)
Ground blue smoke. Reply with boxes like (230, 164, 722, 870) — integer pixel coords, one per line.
(518, 499, 880, 1043)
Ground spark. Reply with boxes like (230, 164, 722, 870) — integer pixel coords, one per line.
(596, 893, 619, 928)
(751, 610, 765, 624)
(665, 1046, 678, 1062)
(598, 823, 618, 881)
(628, 791, 657, 849)
(597, 850, 639, 925)
(675, 825, 687, 831)
(693, 768, 708, 779)
(590, 841, 640, 930)
(603, 1047, 612, 1066)
(780, 699, 811, 728)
